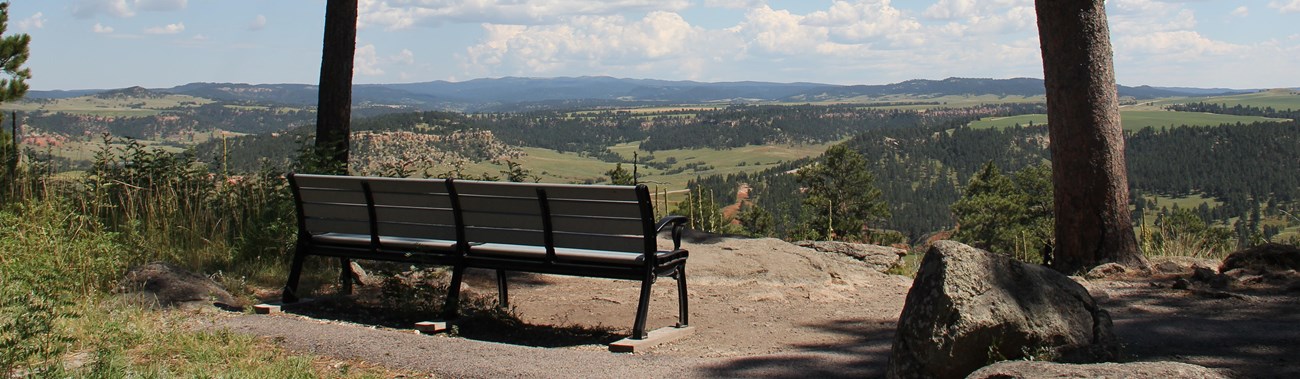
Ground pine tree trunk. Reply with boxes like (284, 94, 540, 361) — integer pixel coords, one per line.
(314, 0, 358, 174)
(1035, 0, 1147, 273)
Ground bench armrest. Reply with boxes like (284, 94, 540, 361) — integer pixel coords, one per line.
(654, 215, 689, 250)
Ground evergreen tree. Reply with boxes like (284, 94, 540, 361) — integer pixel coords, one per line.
(605, 163, 634, 185)
(796, 145, 890, 241)
(0, 1, 30, 200)
(951, 162, 1054, 262)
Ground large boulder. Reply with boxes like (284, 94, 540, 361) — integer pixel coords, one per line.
(119, 262, 242, 309)
(795, 240, 905, 273)
(887, 241, 1117, 379)
(1220, 243, 1300, 274)
(967, 361, 1230, 379)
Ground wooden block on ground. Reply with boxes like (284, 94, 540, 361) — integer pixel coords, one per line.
(608, 326, 695, 353)
(415, 321, 450, 334)
(253, 303, 282, 314)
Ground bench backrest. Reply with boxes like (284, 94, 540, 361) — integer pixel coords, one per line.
(290, 174, 657, 255)
(453, 180, 655, 254)
(365, 177, 459, 242)
(289, 173, 370, 237)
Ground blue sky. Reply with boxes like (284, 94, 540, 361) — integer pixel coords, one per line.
(9, 0, 1300, 90)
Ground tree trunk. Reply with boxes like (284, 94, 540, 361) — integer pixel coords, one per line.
(1035, 0, 1147, 273)
(313, 0, 358, 174)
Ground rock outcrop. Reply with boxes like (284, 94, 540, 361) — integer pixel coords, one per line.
(967, 361, 1230, 379)
(795, 240, 905, 273)
(119, 262, 241, 309)
(887, 241, 1116, 379)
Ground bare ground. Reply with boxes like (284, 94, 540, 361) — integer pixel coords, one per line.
(196, 238, 1300, 378)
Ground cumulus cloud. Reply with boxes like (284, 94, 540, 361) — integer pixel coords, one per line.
(72, 0, 134, 18)
(93, 23, 115, 34)
(355, 44, 385, 76)
(1269, 1, 1300, 13)
(358, 0, 691, 29)
(1231, 6, 1249, 17)
(134, 0, 187, 12)
(16, 12, 46, 31)
(144, 22, 185, 35)
(249, 15, 268, 31)
(702, 0, 764, 9)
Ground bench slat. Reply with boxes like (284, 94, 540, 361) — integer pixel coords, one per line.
(301, 202, 369, 221)
(463, 211, 543, 230)
(375, 223, 458, 242)
(465, 226, 545, 246)
(458, 196, 541, 216)
(298, 187, 366, 205)
(551, 215, 645, 236)
(553, 232, 646, 253)
(305, 218, 371, 236)
(549, 198, 644, 218)
(374, 206, 455, 225)
(454, 180, 544, 198)
(537, 184, 641, 202)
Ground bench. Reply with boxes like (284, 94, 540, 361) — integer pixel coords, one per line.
(283, 173, 690, 341)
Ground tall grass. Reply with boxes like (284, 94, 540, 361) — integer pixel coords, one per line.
(0, 137, 376, 377)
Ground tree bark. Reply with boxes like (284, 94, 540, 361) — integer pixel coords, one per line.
(1035, 0, 1147, 273)
(313, 0, 358, 174)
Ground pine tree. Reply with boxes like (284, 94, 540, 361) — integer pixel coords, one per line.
(0, 1, 30, 200)
(796, 145, 889, 241)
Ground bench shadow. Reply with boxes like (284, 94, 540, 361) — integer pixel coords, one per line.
(701, 318, 898, 378)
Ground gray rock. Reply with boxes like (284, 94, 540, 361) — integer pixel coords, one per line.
(1220, 243, 1300, 274)
(887, 241, 1116, 379)
(119, 262, 241, 309)
(1085, 263, 1127, 279)
(795, 240, 905, 273)
(967, 360, 1230, 379)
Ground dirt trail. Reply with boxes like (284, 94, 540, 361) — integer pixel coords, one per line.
(202, 239, 1300, 378)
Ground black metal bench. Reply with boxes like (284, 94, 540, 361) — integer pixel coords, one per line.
(283, 173, 690, 340)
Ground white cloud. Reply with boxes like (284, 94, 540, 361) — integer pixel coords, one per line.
(393, 49, 416, 65)
(72, 0, 134, 18)
(1269, 1, 1300, 13)
(1118, 31, 1241, 61)
(1231, 6, 1249, 17)
(249, 15, 268, 31)
(804, 1, 923, 46)
(93, 23, 115, 34)
(462, 11, 723, 77)
(133, 0, 187, 12)
(16, 12, 47, 31)
(144, 22, 185, 35)
(358, 0, 691, 29)
(702, 0, 763, 9)
(355, 44, 385, 76)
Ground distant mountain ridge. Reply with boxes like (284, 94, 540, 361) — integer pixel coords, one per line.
(27, 77, 1261, 112)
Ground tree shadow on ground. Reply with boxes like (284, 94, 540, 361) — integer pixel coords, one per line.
(1098, 278, 1300, 378)
(701, 318, 898, 378)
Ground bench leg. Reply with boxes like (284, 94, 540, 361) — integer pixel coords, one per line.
(632, 275, 654, 340)
(339, 258, 354, 295)
(282, 244, 308, 303)
(442, 265, 466, 320)
(676, 266, 689, 327)
(496, 269, 509, 309)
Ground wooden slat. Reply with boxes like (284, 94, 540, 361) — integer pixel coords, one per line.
(462, 211, 543, 230)
(292, 174, 366, 189)
(458, 196, 540, 216)
(301, 202, 369, 221)
(305, 218, 370, 235)
(540, 184, 640, 201)
(465, 227, 545, 246)
(549, 198, 643, 218)
(365, 177, 450, 194)
(455, 180, 543, 198)
(553, 232, 646, 253)
(374, 206, 455, 225)
(376, 222, 457, 241)
(369, 192, 454, 208)
(551, 215, 644, 236)
(298, 187, 366, 204)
